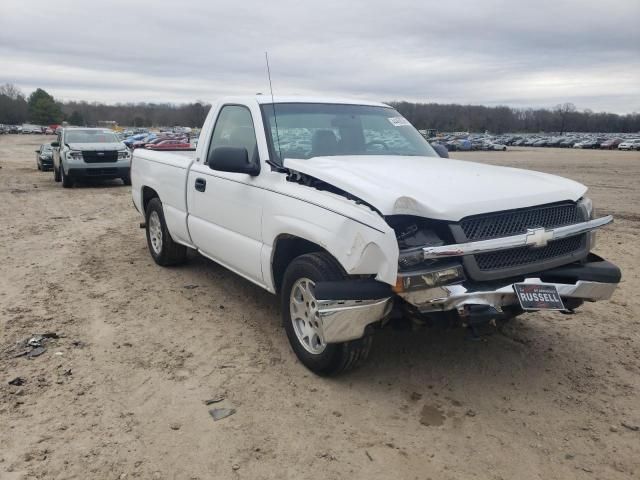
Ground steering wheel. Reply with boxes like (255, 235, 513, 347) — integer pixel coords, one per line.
(365, 140, 389, 151)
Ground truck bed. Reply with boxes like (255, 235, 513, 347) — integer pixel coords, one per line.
(131, 148, 196, 247)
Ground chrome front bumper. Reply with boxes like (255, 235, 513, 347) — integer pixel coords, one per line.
(315, 249, 620, 343)
(316, 277, 618, 343)
(399, 277, 618, 313)
(317, 298, 392, 344)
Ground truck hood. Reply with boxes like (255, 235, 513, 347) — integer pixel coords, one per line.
(67, 142, 125, 151)
(283, 155, 587, 221)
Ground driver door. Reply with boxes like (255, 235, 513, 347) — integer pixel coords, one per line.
(187, 105, 266, 286)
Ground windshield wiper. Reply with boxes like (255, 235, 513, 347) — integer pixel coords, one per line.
(266, 159, 289, 173)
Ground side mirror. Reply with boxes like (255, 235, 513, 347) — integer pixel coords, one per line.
(50, 141, 59, 148)
(209, 147, 259, 176)
(35, 149, 40, 153)
(432, 143, 449, 158)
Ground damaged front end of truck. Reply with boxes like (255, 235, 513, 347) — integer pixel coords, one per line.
(384, 202, 620, 333)
(290, 171, 621, 341)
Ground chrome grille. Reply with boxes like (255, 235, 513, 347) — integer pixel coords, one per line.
(461, 202, 582, 241)
(475, 235, 584, 271)
(454, 202, 589, 280)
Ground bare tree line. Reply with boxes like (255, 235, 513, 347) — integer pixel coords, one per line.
(1, 84, 638, 133)
(390, 101, 640, 134)
(0, 84, 209, 128)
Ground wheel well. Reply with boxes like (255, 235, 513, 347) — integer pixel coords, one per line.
(142, 186, 159, 213)
(272, 235, 328, 293)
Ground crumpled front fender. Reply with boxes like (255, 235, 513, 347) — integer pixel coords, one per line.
(263, 197, 399, 288)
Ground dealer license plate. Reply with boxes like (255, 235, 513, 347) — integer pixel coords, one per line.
(513, 284, 565, 311)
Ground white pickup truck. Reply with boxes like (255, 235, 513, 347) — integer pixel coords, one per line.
(131, 96, 620, 375)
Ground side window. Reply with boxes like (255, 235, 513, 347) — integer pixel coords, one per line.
(206, 105, 258, 165)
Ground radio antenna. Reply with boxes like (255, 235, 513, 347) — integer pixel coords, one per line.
(265, 51, 282, 161)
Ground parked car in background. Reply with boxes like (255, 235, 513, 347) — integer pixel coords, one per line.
(600, 138, 623, 150)
(35, 143, 53, 171)
(132, 134, 159, 149)
(145, 139, 192, 150)
(453, 139, 472, 151)
(574, 139, 598, 149)
(142, 138, 169, 148)
(51, 127, 131, 188)
(488, 142, 507, 151)
(21, 124, 42, 134)
(124, 133, 150, 148)
(618, 139, 640, 151)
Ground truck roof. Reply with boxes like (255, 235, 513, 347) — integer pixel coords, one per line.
(218, 95, 390, 108)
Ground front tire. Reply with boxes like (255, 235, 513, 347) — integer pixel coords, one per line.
(54, 165, 61, 182)
(281, 252, 373, 375)
(121, 174, 131, 186)
(61, 165, 73, 188)
(145, 197, 187, 266)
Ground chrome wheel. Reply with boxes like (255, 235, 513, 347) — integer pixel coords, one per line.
(148, 211, 163, 255)
(289, 278, 325, 354)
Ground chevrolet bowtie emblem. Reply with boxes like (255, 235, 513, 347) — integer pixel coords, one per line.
(525, 227, 554, 248)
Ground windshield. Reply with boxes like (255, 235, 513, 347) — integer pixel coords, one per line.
(261, 103, 437, 162)
(65, 129, 119, 144)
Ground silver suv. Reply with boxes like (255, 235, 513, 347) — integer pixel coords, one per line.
(51, 128, 131, 188)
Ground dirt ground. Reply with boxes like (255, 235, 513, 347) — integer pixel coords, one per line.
(1, 134, 639, 480)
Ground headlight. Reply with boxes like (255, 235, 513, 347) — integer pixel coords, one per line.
(68, 151, 83, 160)
(394, 263, 465, 292)
(118, 151, 131, 159)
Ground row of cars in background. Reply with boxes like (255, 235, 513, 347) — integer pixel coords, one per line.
(425, 132, 640, 151)
(427, 136, 507, 152)
(122, 131, 195, 150)
(1, 123, 58, 134)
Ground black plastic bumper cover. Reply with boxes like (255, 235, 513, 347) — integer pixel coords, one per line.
(314, 279, 393, 301)
(539, 254, 621, 284)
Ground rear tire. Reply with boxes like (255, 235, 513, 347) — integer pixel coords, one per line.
(281, 252, 373, 375)
(145, 197, 187, 266)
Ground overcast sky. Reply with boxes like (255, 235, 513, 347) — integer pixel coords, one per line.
(1, 0, 639, 113)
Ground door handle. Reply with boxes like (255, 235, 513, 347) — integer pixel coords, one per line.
(195, 178, 206, 192)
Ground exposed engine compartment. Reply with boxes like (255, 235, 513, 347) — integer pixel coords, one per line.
(385, 215, 454, 249)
